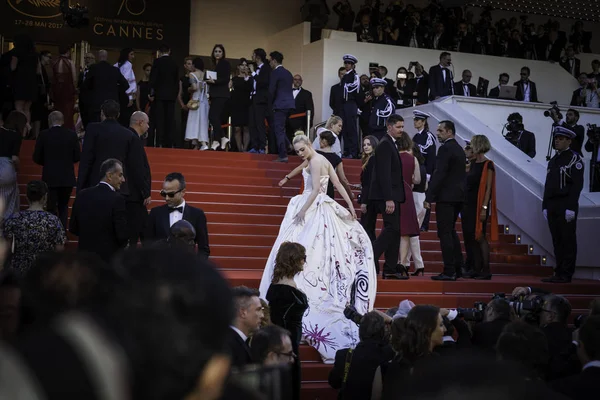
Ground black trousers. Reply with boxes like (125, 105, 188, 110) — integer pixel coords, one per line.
(421, 208, 432, 231)
(209, 97, 228, 142)
(341, 101, 359, 157)
(435, 202, 464, 276)
(47, 186, 72, 230)
(364, 200, 400, 274)
(249, 101, 268, 151)
(119, 103, 135, 127)
(547, 206, 577, 279)
(153, 99, 175, 147)
(272, 110, 291, 158)
(461, 203, 490, 275)
(126, 201, 148, 247)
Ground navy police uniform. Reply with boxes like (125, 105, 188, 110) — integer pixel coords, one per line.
(369, 78, 396, 139)
(542, 126, 584, 283)
(341, 54, 360, 158)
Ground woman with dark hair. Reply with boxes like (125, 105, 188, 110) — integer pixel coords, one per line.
(230, 58, 253, 152)
(2, 180, 66, 277)
(0, 111, 26, 217)
(9, 34, 40, 126)
(392, 67, 411, 108)
(462, 135, 498, 280)
(381, 305, 445, 399)
(51, 46, 77, 129)
(266, 241, 308, 400)
(406, 144, 427, 275)
(184, 57, 209, 150)
(357, 135, 379, 240)
(207, 44, 231, 151)
(114, 48, 136, 125)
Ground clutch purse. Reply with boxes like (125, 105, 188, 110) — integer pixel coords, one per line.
(187, 99, 199, 110)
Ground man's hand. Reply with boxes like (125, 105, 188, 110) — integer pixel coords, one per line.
(128, 99, 134, 107)
(565, 209, 576, 222)
(440, 308, 450, 317)
(423, 201, 431, 210)
(148, 95, 155, 102)
(360, 204, 367, 214)
(144, 196, 152, 207)
(385, 200, 395, 214)
(512, 287, 530, 298)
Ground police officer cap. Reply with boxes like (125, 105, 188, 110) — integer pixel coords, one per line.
(413, 110, 430, 120)
(554, 126, 576, 139)
(343, 54, 358, 64)
(370, 78, 387, 87)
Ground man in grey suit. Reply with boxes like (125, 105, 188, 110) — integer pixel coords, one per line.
(268, 51, 295, 163)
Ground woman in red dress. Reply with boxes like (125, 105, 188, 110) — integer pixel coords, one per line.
(51, 46, 77, 129)
(396, 133, 421, 276)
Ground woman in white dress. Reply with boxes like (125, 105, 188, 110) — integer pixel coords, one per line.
(185, 57, 210, 150)
(259, 134, 377, 363)
(312, 115, 343, 157)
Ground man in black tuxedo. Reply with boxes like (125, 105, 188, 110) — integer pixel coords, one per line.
(560, 45, 581, 78)
(453, 70, 477, 97)
(425, 120, 466, 281)
(228, 286, 264, 369)
(514, 66, 539, 103)
(78, 52, 95, 128)
(69, 159, 128, 262)
(571, 73, 588, 107)
(148, 43, 179, 148)
(248, 48, 272, 154)
(365, 114, 406, 279)
(405, 63, 429, 105)
(33, 111, 80, 229)
(428, 52, 454, 100)
(552, 315, 600, 400)
(488, 73, 509, 98)
(329, 67, 346, 117)
(84, 49, 129, 123)
(77, 100, 148, 197)
(144, 172, 210, 259)
(288, 74, 314, 139)
(127, 111, 152, 246)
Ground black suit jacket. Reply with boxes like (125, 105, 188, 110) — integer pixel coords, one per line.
(33, 126, 80, 187)
(127, 128, 152, 202)
(471, 319, 511, 352)
(488, 86, 500, 98)
(77, 120, 147, 197)
(560, 58, 581, 78)
(252, 63, 272, 105)
(292, 88, 315, 126)
(406, 73, 429, 104)
(144, 203, 210, 259)
(514, 80, 539, 102)
(571, 87, 585, 107)
(426, 138, 466, 203)
(69, 184, 128, 262)
(453, 81, 477, 97)
(149, 55, 179, 101)
(428, 65, 454, 100)
(207, 59, 231, 99)
(329, 83, 344, 115)
(84, 61, 128, 111)
(227, 328, 253, 369)
(369, 134, 405, 203)
(552, 366, 600, 400)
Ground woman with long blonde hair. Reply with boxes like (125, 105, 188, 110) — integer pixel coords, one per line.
(260, 134, 377, 363)
(312, 115, 343, 156)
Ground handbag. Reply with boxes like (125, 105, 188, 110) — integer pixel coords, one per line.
(186, 99, 199, 110)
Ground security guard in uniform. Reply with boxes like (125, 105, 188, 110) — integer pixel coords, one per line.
(412, 110, 437, 231)
(542, 126, 584, 283)
(341, 54, 360, 158)
(368, 78, 396, 140)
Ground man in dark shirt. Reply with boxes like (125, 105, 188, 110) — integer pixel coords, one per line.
(504, 113, 536, 159)
(329, 67, 346, 116)
(550, 108, 585, 155)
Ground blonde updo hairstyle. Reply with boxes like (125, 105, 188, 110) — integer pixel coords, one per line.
(293, 131, 311, 146)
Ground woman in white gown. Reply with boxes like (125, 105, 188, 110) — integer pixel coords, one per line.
(259, 134, 377, 363)
(185, 57, 210, 150)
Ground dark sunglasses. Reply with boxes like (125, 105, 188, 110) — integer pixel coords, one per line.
(160, 189, 183, 198)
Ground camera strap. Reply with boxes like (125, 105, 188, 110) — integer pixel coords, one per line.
(342, 348, 354, 389)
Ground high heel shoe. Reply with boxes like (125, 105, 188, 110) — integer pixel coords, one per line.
(411, 268, 425, 276)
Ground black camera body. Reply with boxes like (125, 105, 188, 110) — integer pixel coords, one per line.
(344, 304, 363, 325)
(456, 292, 544, 323)
(544, 101, 563, 120)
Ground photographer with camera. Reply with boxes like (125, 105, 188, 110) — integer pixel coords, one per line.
(548, 107, 585, 155)
(584, 124, 600, 192)
(581, 74, 600, 108)
(504, 113, 536, 158)
(471, 299, 515, 353)
(328, 311, 394, 400)
(543, 127, 584, 284)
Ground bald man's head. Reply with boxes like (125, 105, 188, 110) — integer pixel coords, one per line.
(98, 50, 108, 61)
(130, 111, 149, 136)
(293, 74, 303, 88)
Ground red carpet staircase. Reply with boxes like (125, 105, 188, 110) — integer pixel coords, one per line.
(18, 142, 600, 400)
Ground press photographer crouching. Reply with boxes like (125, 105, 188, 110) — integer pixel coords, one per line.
(584, 123, 600, 192)
(471, 298, 516, 353)
(329, 311, 394, 400)
(504, 113, 536, 158)
(548, 106, 585, 155)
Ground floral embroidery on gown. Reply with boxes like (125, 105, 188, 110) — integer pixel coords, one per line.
(259, 168, 377, 363)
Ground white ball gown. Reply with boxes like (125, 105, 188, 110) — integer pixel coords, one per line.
(259, 168, 377, 363)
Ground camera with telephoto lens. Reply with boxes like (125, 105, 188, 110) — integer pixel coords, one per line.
(544, 101, 563, 120)
(457, 301, 487, 322)
(457, 292, 545, 323)
(587, 124, 600, 144)
(344, 304, 363, 325)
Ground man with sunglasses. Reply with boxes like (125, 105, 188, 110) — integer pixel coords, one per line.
(144, 172, 210, 259)
(513, 66, 538, 103)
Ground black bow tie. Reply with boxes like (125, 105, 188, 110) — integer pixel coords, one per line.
(293, 88, 300, 91)
(169, 206, 183, 213)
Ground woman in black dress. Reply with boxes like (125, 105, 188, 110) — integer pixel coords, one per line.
(266, 241, 309, 400)
(9, 34, 39, 126)
(207, 44, 231, 151)
(230, 58, 253, 152)
(462, 135, 498, 280)
(0, 111, 26, 217)
(357, 135, 379, 241)
(392, 67, 411, 108)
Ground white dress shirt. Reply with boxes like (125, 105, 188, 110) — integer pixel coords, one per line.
(462, 82, 470, 96)
(293, 87, 301, 99)
(230, 325, 248, 343)
(169, 200, 186, 227)
(252, 62, 264, 94)
(523, 81, 531, 102)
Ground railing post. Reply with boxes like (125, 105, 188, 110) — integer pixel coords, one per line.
(306, 110, 311, 137)
(227, 117, 232, 152)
